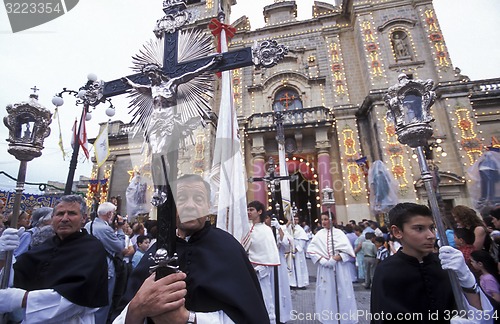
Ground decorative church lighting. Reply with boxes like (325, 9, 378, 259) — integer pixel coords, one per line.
(420, 7, 450, 73)
(359, 18, 386, 86)
(454, 105, 483, 164)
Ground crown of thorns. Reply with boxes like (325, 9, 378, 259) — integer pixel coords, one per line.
(141, 63, 162, 74)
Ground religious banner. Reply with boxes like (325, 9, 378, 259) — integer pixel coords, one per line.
(94, 123, 110, 167)
(0, 191, 61, 214)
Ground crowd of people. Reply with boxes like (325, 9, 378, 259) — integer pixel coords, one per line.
(0, 186, 499, 323)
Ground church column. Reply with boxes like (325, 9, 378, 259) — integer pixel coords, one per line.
(317, 148, 333, 194)
(251, 155, 266, 204)
(250, 135, 267, 204)
(315, 129, 335, 214)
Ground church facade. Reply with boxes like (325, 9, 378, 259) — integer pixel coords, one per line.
(90, 0, 500, 225)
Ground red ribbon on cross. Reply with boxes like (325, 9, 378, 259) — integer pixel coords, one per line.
(208, 17, 236, 53)
(209, 18, 236, 78)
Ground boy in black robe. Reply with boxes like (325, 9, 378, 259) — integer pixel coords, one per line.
(371, 202, 493, 323)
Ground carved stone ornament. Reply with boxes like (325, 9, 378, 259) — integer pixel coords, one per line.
(154, 0, 191, 38)
(84, 80, 105, 106)
(252, 40, 289, 69)
(384, 74, 436, 148)
(3, 95, 52, 161)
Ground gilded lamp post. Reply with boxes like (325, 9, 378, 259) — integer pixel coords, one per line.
(2, 90, 52, 289)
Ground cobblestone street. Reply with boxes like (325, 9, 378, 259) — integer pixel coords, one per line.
(288, 259, 371, 324)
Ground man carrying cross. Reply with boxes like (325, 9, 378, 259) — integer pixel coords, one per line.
(113, 174, 269, 324)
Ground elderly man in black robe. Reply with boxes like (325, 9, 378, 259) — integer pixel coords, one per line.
(114, 174, 269, 324)
(0, 195, 108, 323)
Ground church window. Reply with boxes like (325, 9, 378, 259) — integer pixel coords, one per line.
(273, 88, 303, 111)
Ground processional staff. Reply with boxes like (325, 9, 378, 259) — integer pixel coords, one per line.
(322, 186, 340, 324)
(385, 73, 468, 314)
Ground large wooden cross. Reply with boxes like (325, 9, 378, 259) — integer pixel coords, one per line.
(101, 6, 257, 99)
(86, 0, 287, 276)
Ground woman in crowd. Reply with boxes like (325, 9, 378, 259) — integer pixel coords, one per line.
(452, 205, 490, 251)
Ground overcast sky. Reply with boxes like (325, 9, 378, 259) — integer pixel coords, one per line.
(0, 0, 499, 193)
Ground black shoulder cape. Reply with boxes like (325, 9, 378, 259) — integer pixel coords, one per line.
(120, 222, 269, 324)
(14, 229, 109, 308)
(370, 250, 456, 323)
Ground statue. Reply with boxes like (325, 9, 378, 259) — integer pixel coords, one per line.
(368, 160, 399, 213)
(467, 151, 500, 211)
(392, 33, 410, 58)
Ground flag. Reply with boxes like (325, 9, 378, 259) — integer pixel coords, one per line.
(53, 107, 66, 160)
(209, 22, 249, 243)
(94, 123, 110, 167)
(71, 111, 89, 159)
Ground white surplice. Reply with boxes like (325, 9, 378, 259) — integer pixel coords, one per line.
(245, 222, 280, 324)
(307, 228, 358, 324)
(271, 225, 293, 323)
(287, 224, 309, 288)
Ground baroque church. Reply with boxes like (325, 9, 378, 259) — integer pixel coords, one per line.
(89, 0, 500, 225)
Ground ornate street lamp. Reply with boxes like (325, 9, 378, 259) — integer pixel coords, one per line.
(51, 74, 115, 194)
(1, 89, 52, 289)
(385, 73, 467, 312)
(306, 200, 312, 230)
(291, 201, 298, 219)
(321, 185, 335, 223)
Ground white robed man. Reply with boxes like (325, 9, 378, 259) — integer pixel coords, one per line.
(243, 200, 280, 324)
(266, 214, 293, 323)
(287, 216, 309, 289)
(307, 212, 358, 324)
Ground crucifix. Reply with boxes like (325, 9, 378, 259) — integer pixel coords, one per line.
(248, 157, 295, 218)
(278, 92, 295, 110)
(83, 0, 288, 277)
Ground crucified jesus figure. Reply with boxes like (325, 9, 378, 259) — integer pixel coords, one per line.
(121, 54, 222, 185)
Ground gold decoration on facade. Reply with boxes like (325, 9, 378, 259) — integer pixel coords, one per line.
(360, 20, 384, 77)
(205, 0, 213, 10)
(423, 9, 450, 68)
(326, 38, 349, 100)
(384, 119, 409, 192)
(233, 68, 242, 112)
(455, 106, 483, 164)
(341, 126, 363, 197)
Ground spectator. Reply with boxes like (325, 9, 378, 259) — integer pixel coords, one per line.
(131, 235, 150, 269)
(84, 201, 126, 323)
(471, 250, 500, 304)
(374, 236, 388, 265)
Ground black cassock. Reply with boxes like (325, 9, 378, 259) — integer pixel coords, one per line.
(370, 251, 456, 323)
(118, 222, 270, 323)
(14, 229, 109, 308)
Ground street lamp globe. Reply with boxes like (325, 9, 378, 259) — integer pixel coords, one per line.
(106, 107, 116, 117)
(51, 95, 64, 107)
(87, 73, 98, 82)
